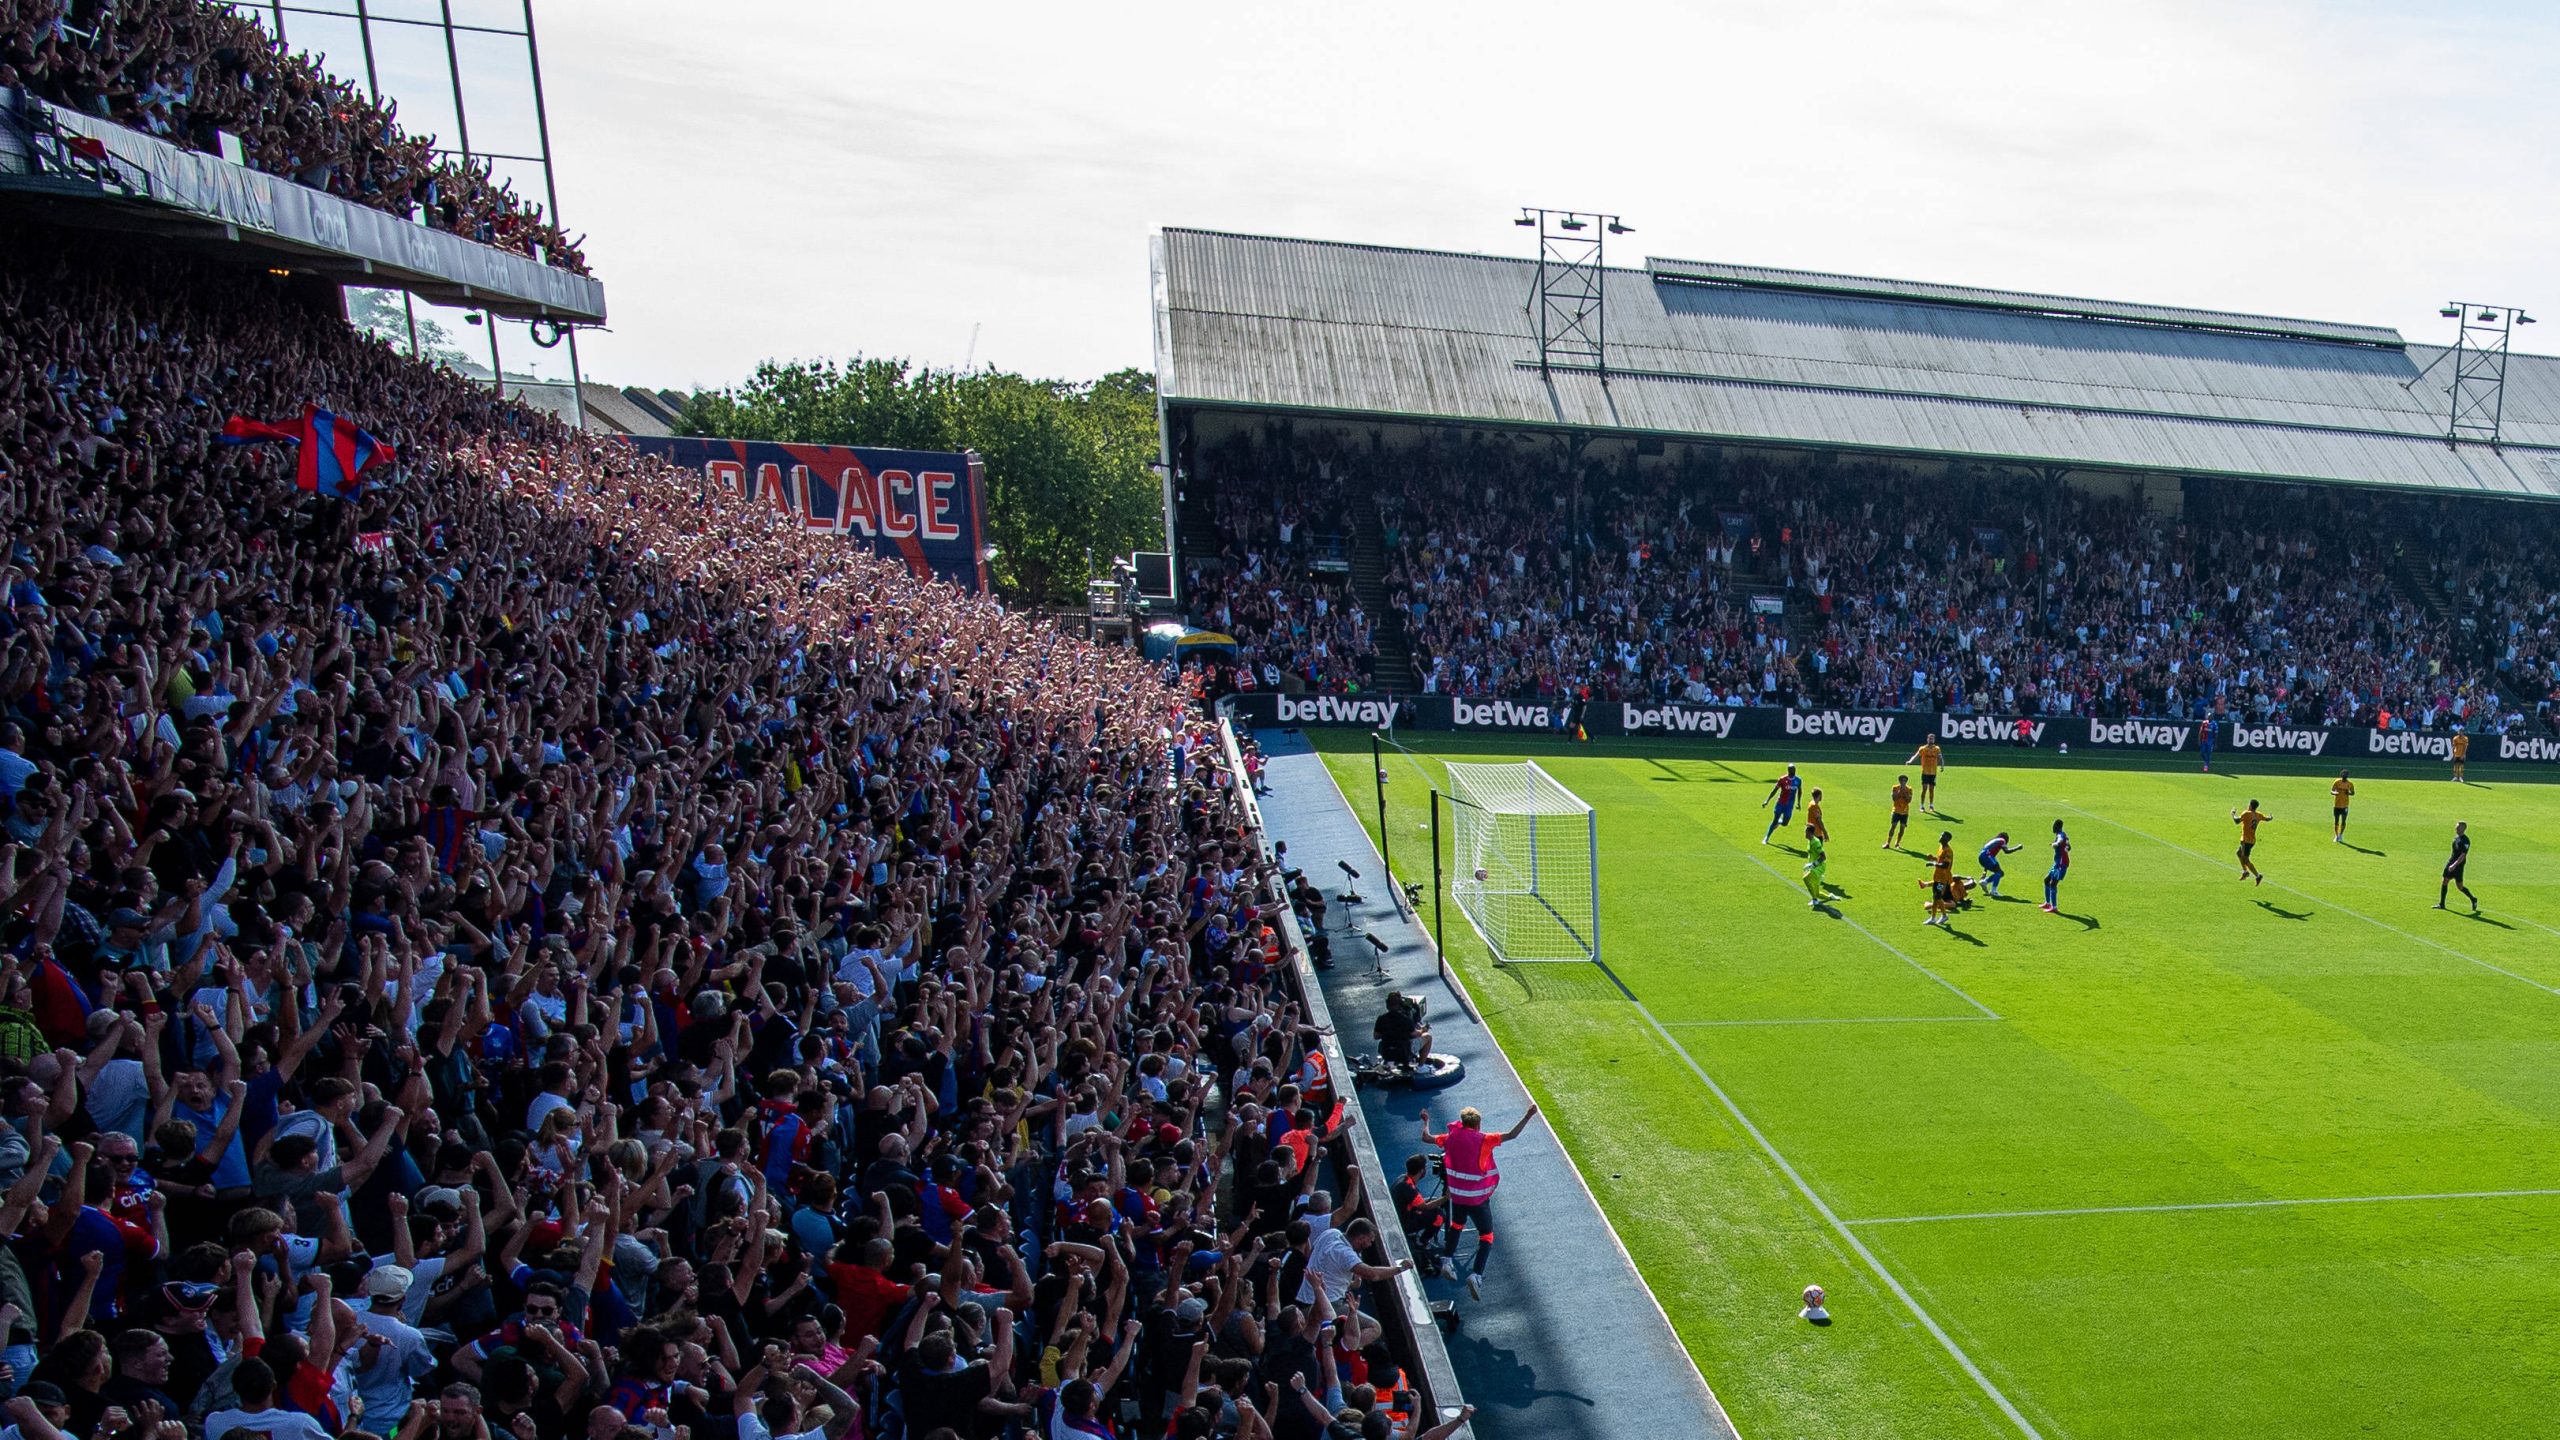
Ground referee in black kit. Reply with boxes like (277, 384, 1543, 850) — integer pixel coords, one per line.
(2437, 821, 2478, 913)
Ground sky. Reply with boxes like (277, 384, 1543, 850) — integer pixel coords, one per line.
(491, 0, 2560, 392)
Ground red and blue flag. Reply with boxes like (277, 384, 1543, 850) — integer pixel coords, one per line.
(220, 405, 396, 499)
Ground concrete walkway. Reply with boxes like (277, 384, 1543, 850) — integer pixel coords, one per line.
(1253, 729, 1740, 1440)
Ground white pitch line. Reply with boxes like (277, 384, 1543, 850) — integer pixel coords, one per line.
(2046, 797, 2560, 1001)
(1852, 1186, 2560, 1227)
(1634, 1003, 2052, 1440)
(1664, 1014, 1999, 1028)
(1729, 848, 2005, 1020)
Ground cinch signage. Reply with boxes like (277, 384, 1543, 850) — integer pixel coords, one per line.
(629, 436, 988, 591)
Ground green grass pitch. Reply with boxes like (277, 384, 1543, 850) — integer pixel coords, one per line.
(1312, 733, 2560, 1440)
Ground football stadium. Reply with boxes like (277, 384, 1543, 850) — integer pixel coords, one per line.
(6, 5, 2560, 1440)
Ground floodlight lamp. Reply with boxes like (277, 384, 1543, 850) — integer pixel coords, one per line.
(1514, 213, 1537, 227)
(2441, 306, 2462, 319)
(2520, 312, 2538, 325)
(2479, 308, 2501, 322)
(1606, 220, 1632, 235)
(1557, 217, 1587, 231)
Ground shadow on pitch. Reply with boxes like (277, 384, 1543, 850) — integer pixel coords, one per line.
(2456, 909, 2514, 930)
(1495, 960, 1635, 1007)
(2337, 841, 2386, 857)
(1938, 923, 1988, 947)
(2056, 909, 2100, 930)
(2254, 900, 2312, 921)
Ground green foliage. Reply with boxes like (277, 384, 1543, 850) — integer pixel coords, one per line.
(678, 358, 1161, 601)
(346, 288, 474, 373)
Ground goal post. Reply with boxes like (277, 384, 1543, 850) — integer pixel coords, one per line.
(1442, 760, 1599, 965)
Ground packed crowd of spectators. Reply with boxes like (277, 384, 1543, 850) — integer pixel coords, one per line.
(1183, 436, 1376, 694)
(0, 0, 586, 272)
(1186, 429, 2560, 732)
(0, 229, 1466, 1440)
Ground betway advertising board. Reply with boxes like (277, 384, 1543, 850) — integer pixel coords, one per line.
(1228, 693, 2560, 767)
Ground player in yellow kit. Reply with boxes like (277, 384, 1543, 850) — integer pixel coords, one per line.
(1922, 830, 1957, 926)
(1884, 775, 1913, 850)
(2232, 800, 2271, 886)
(1805, 787, 1829, 844)
(2452, 731, 2470, 783)
(2330, 769, 2354, 843)
(1906, 735, 1945, 812)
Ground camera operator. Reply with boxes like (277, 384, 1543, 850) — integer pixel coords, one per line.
(1372, 992, 1431, 1066)
(1389, 1153, 1449, 1274)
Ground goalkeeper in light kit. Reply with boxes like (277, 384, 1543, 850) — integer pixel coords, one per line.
(1803, 831, 1831, 907)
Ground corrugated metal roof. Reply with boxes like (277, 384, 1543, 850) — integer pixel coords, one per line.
(1154, 228, 2560, 498)
(1646, 257, 2405, 347)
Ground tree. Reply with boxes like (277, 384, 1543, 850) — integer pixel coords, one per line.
(677, 358, 1161, 602)
(345, 288, 475, 373)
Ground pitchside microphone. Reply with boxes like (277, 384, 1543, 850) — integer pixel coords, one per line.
(1337, 859, 1364, 904)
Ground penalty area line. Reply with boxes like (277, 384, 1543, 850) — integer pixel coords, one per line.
(1634, 1002, 2051, 1440)
(1851, 1185, 2560, 1227)
(1662, 1015, 1998, 1028)
(1730, 848, 2004, 1020)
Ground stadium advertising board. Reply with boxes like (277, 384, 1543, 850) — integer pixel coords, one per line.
(628, 437, 988, 591)
(1229, 693, 2560, 767)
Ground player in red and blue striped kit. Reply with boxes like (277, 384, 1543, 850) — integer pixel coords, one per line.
(1762, 765, 1801, 846)
(2041, 820, 2071, 912)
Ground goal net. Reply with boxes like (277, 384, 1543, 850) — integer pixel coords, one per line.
(1445, 760, 1599, 964)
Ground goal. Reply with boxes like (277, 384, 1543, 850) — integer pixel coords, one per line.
(1444, 760, 1599, 964)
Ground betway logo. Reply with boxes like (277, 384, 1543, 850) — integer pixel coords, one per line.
(1454, 698, 1556, 729)
(2364, 730, 2447, 760)
(1940, 713, 2041, 745)
(1618, 704, 1736, 738)
(1277, 694, 1399, 727)
(1784, 710, 1894, 743)
(2231, 724, 2330, 756)
(2087, 719, 2189, 751)
(2502, 735, 2560, 763)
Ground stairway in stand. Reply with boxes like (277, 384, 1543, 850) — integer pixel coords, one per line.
(1353, 501, 1419, 692)
(1176, 492, 1226, 624)
(2387, 548, 2526, 712)
(2387, 548, 2457, 630)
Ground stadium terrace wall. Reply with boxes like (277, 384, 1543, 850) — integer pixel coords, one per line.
(2, 89, 605, 322)
(628, 437, 989, 591)
(1225, 694, 2560, 766)
(1213, 719, 1472, 1437)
